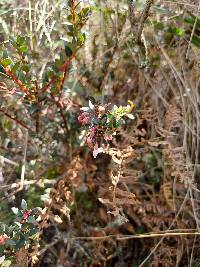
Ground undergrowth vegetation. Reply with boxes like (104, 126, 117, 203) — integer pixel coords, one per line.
(0, 0, 200, 266)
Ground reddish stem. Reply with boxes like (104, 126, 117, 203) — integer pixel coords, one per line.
(59, 52, 76, 93)
(0, 108, 33, 131)
(3, 66, 34, 100)
(41, 53, 76, 94)
(71, 0, 76, 23)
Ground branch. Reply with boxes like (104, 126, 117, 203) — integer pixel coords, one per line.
(136, 0, 154, 43)
(3, 66, 34, 100)
(71, 0, 76, 23)
(41, 53, 76, 94)
(128, 0, 154, 44)
(0, 108, 33, 131)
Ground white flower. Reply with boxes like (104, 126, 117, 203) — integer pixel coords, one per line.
(89, 100, 94, 110)
(80, 107, 90, 111)
(126, 113, 135, 119)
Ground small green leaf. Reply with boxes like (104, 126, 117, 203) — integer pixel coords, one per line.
(168, 26, 184, 37)
(43, 72, 49, 83)
(2, 49, 8, 59)
(21, 199, 27, 211)
(136, 226, 145, 234)
(21, 64, 30, 73)
(79, 7, 91, 18)
(191, 36, 200, 48)
(0, 64, 6, 74)
(184, 14, 200, 31)
(77, 32, 86, 45)
(31, 207, 38, 214)
(11, 62, 20, 73)
(153, 21, 164, 31)
(15, 238, 26, 249)
(28, 228, 38, 237)
(5, 239, 16, 247)
(16, 36, 26, 46)
(28, 103, 39, 115)
(27, 216, 36, 224)
(18, 71, 26, 84)
(64, 42, 73, 57)
(18, 46, 28, 53)
(67, 24, 74, 34)
(1, 58, 12, 67)
(175, 28, 184, 36)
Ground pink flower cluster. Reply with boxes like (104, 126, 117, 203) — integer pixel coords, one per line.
(86, 127, 96, 148)
(22, 210, 32, 220)
(78, 112, 90, 126)
(86, 127, 99, 158)
(78, 102, 113, 158)
(104, 134, 112, 141)
(86, 127, 112, 158)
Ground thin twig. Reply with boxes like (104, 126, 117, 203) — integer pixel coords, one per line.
(0, 178, 57, 191)
(64, 229, 200, 241)
(58, 52, 76, 93)
(0, 108, 33, 131)
(71, 0, 76, 23)
(0, 155, 19, 167)
(41, 53, 76, 93)
(137, 0, 154, 43)
(3, 66, 34, 100)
